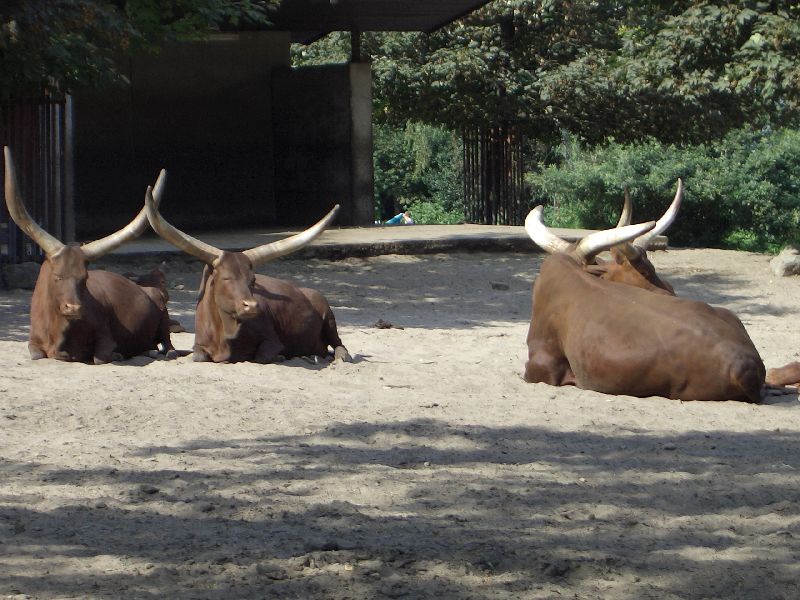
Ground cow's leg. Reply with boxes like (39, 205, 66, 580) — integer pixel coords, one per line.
(253, 338, 286, 364)
(93, 323, 122, 364)
(301, 288, 351, 362)
(766, 361, 800, 387)
(319, 306, 350, 362)
(192, 345, 212, 362)
(333, 345, 351, 362)
(28, 342, 46, 360)
(524, 344, 575, 386)
(156, 310, 178, 358)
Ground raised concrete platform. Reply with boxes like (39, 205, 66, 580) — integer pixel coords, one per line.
(115, 224, 668, 260)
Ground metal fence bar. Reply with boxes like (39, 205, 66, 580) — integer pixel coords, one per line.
(0, 96, 70, 264)
(462, 123, 524, 226)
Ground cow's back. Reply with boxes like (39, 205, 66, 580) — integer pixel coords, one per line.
(87, 271, 164, 356)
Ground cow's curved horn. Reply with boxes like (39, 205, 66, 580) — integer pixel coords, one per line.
(4, 146, 64, 257)
(632, 178, 683, 249)
(616, 185, 632, 227)
(81, 169, 168, 261)
(242, 205, 340, 266)
(524, 206, 572, 254)
(144, 186, 221, 265)
(575, 220, 657, 263)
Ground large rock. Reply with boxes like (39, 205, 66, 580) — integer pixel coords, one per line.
(770, 245, 800, 277)
(2, 261, 41, 289)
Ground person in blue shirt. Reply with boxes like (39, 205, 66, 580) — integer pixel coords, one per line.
(384, 211, 413, 225)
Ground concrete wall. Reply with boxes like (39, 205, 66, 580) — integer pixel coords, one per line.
(272, 63, 374, 227)
(73, 32, 290, 238)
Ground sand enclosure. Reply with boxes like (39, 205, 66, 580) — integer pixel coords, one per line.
(1, 248, 799, 599)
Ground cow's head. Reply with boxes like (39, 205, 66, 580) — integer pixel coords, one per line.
(525, 207, 656, 268)
(602, 180, 683, 295)
(125, 261, 170, 301)
(526, 180, 682, 295)
(4, 146, 165, 317)
(205, 252, 261, 322)
(143, 186, 338, 322)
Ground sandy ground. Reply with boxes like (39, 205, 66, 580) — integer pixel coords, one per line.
(1, 248, 799, 600)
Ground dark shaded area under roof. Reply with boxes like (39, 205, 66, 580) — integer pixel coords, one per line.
(270, 0, 491, 43)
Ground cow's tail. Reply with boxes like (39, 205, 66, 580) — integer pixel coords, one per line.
(730, 355, 766, 404)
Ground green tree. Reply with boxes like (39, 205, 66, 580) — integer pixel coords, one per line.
(297, 1, 799, 145)
(374, 122, 463, 223)
(370, 1, 625, 144)
(0, 0, 274, 99)
(617, 1, 800, 142)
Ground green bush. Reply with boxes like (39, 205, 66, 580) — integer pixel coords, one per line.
(526, 128, 800, 251)
(374, 121, 464, 224)
(403, 198, 464, 225)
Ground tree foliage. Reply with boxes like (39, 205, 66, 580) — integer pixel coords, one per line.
(373, 122, 463, 223)
(369, 0, 626, 144)
(294, 1, 800, 146)
(617, 1, 800, 142)
(0, 0, 274, 99)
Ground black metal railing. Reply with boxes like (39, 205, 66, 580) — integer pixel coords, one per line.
(0, 96, 73, 264)
(463, 124, 525, 225)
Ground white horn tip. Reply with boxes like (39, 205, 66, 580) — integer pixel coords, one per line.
(524, 206, 545, 225)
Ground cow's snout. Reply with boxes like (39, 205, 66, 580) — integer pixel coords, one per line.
(61, 303, 82, 319)
(236, 299, 260, 320)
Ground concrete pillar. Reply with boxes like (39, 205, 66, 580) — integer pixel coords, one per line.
(272, 63, 375, 226)
(348, 61, 374, 226)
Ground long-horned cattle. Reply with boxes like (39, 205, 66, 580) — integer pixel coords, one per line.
(572, 180, 800, 392)
(523, 198, 766, 402)
(124, 261, 187, 333)
(4, 146, 175, 364)
(143, 188, 349, 364)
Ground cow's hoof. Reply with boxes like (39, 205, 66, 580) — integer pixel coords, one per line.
(334, 346, 352, 362)
(29, 350, 46, 360)
(165, 349, 179, 359)
(764, 385, 797, 397)
(192, 350, 211, 362)
(96, 353, 122, 364)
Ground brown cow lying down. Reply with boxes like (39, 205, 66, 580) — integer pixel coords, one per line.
(143, 187, 350, 364)
(524, 206, 765, 402)
(570, 180, 800, 391)
(4, 147, 175, 364)
(124, 262, 187, 333)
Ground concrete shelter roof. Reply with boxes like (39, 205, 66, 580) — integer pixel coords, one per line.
(270, 0, 492, 43)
